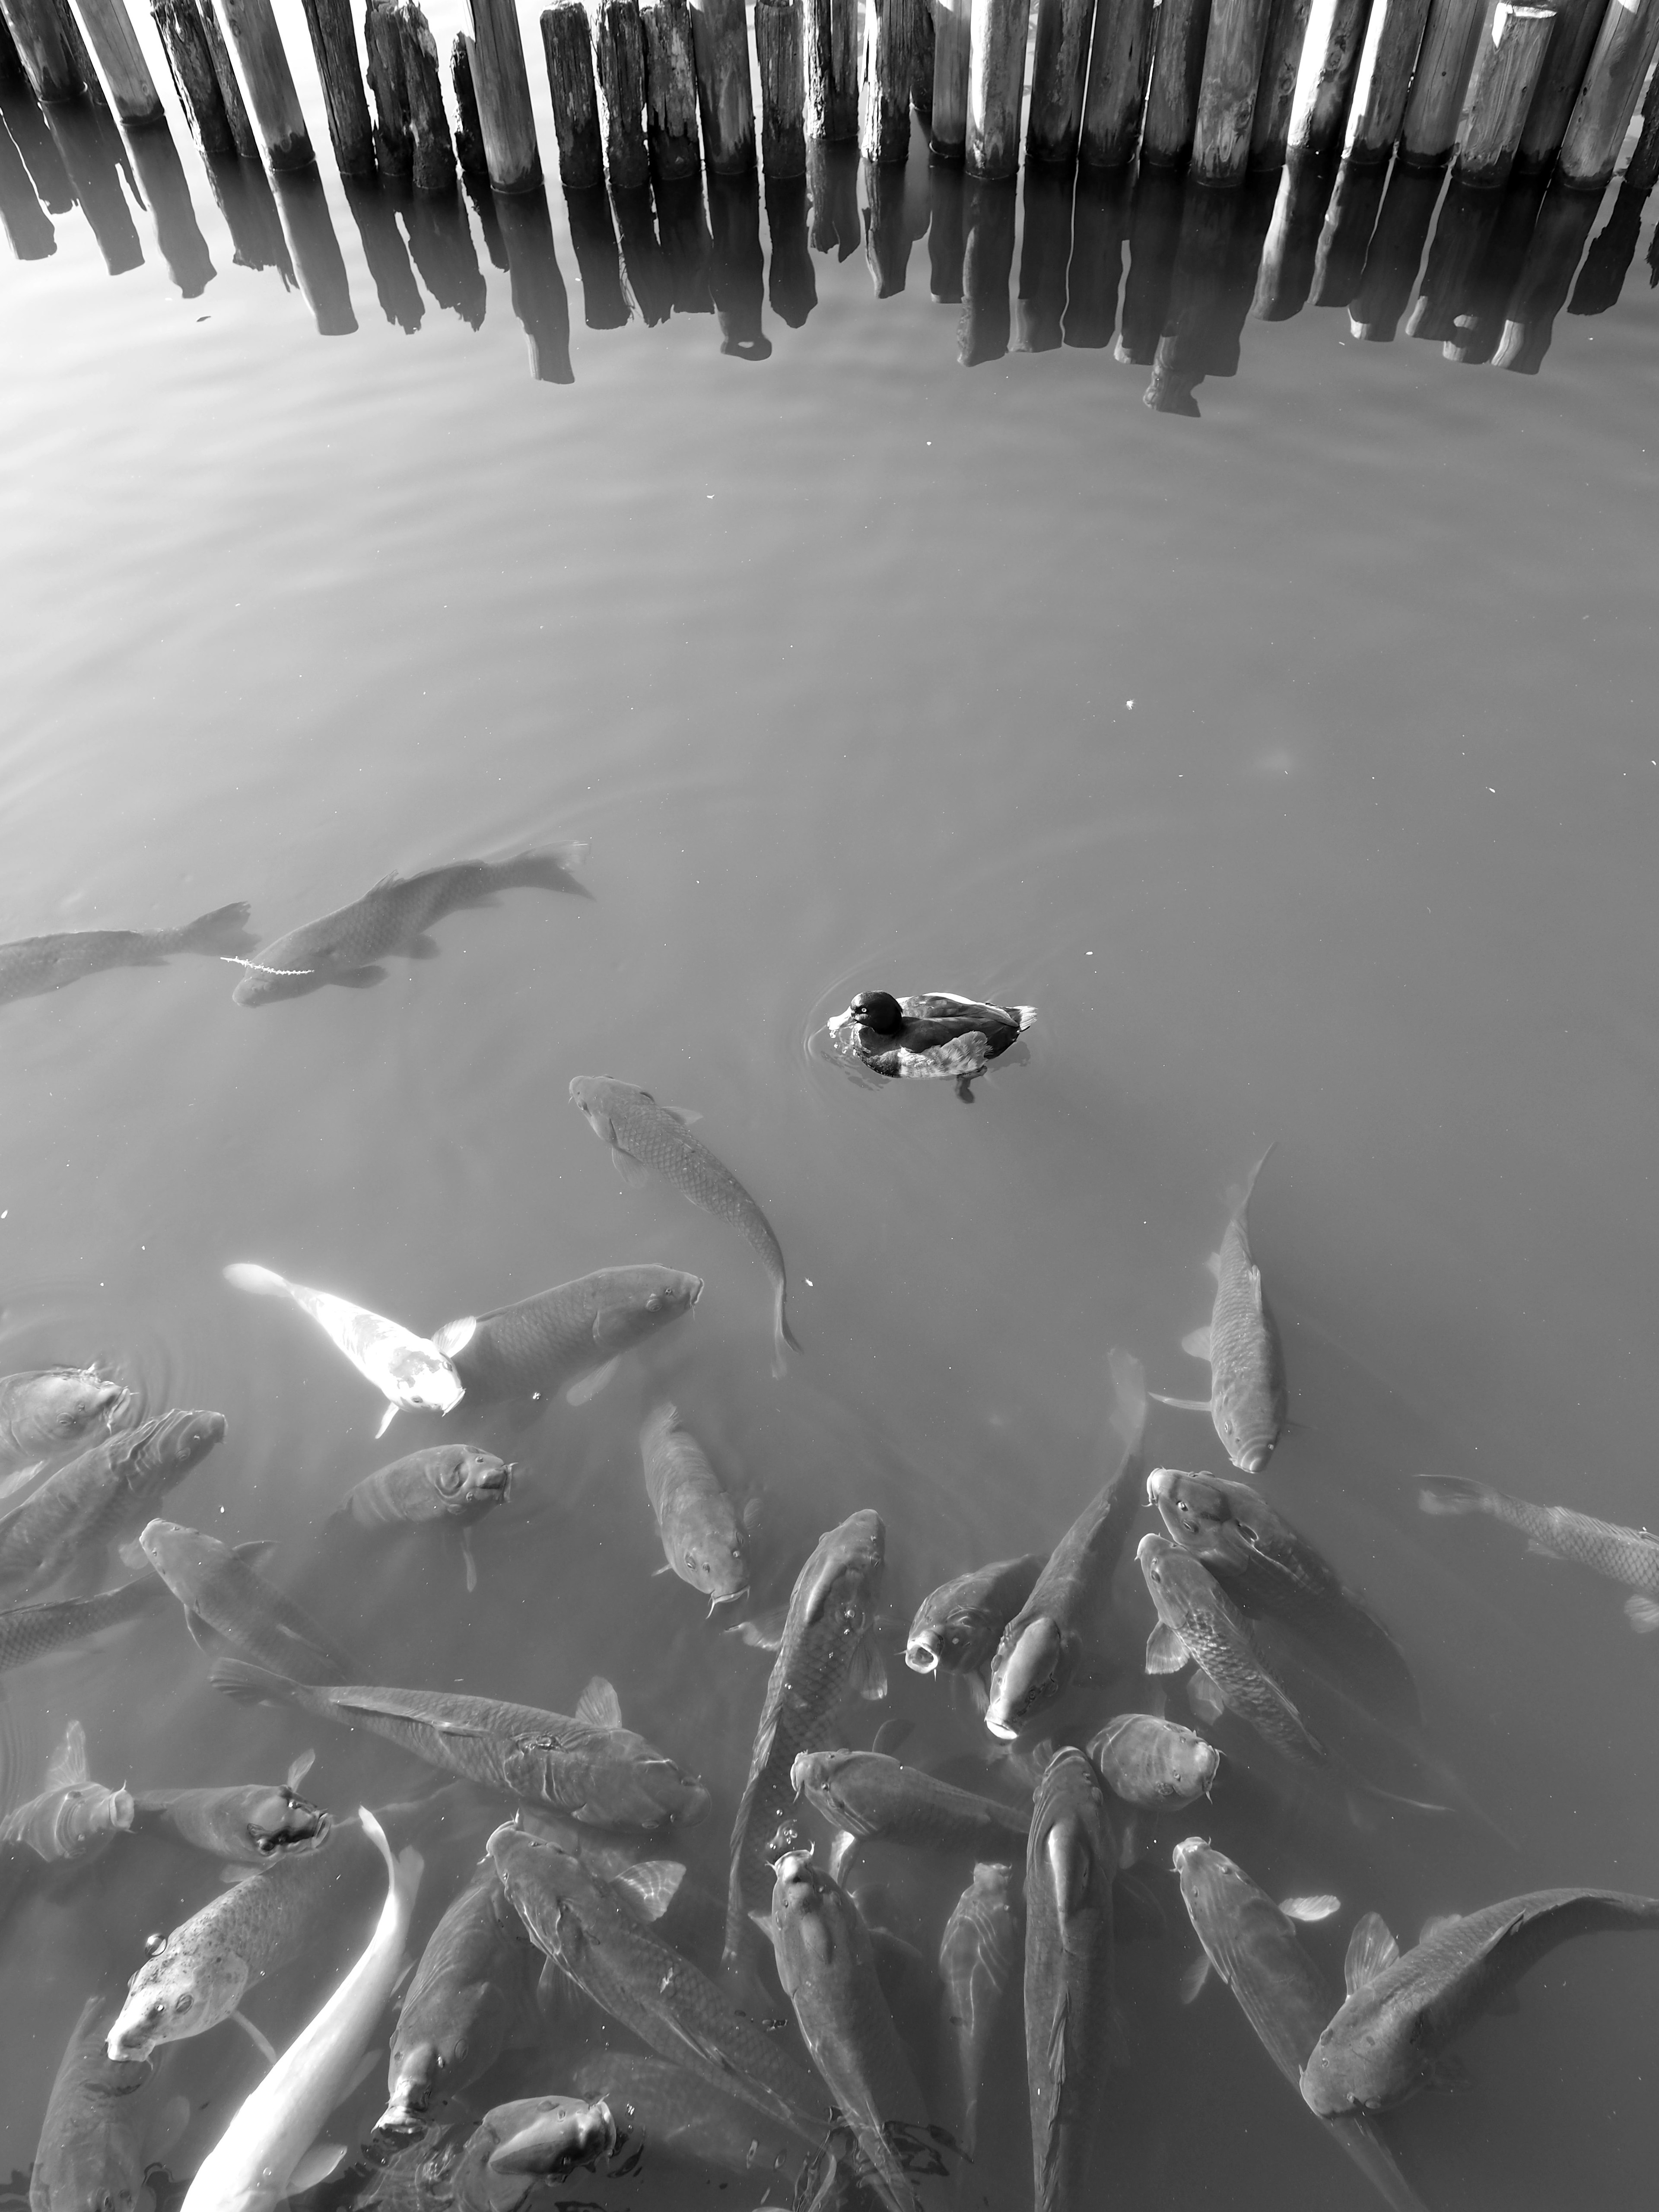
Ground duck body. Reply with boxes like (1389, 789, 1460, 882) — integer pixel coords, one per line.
(830, 991, 1036, 1091)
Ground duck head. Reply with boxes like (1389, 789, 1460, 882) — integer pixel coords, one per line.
(850, 991, 903, 1036)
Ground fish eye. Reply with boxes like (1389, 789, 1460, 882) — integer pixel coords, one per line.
(173, 1994, 194, 2014)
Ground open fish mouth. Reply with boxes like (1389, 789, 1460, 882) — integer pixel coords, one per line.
(903, 1637, 940, 1675)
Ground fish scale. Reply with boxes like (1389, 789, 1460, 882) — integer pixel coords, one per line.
(0, 1577, 164, 1677)
(435, 1268, 702, 1404)
(1024, 1749, 1117, 2212)
(1140, 1536, 1327, 1767)
(794, 1749, 1030, 1856)
(1207, 1160, 1286, 1476)
(1421, 1475, 1659, 1592)
(0, 1411, 225, 1605)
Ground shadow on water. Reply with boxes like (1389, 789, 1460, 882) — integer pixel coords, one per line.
(864, 155, 910, 298)
(1348, 162, 1443, 342)
(928, 155, 966, 302)
(1064, 165, 1133, 349)
(0, 109, 53, 259)
(656, 170, 713, 312)
(807, 135, 859, 260)
(613, 181, 672, 326)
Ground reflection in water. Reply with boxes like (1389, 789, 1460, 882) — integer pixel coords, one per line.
(461, 167, 508, 270)
(806, 136, 858, 260)
(343, 176, 425, 333)
(1117, 162, 1183, 362)
(272, 165, 356, 336)
(708, 170, 769, 359)
(958, 174, 1016, 366)
(1310, 159, 1388, 308)
(207, 149, 296, 282)
(1442, 175, 1545, 365)
(1493, 177, 1599, 372)
(0, 77, 72, 217)
(565, 186, 629, 330)
(1407, 178, 1503, 345)
(1016, 164, 1073, 352)
(0, 111, 54, 259)
(928, 154, 966, 302)
(124, 119, 214, 299)
(1252, 153, 1335, 322)
(656, 172, 712, 311)
(613, 182, 673, 326)
(862, 155, 909, 297)
(42, 98, 142, 276)
(404, 188, 486, 329)
(495, 184, 572, 381)
(1147, 181, 1236, 414)
(1570, 177, 1652, 316)
(765, 173, 816, 326)
(1348, 161, 1442, 341)
(1064, 163, 1132, 348)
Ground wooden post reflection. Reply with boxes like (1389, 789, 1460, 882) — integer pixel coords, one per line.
(1347, 157, 1440, 336)
(496, 182, 573, 377)
(928, 150, 965, 297)
(1309, 155, 1386, 305)
(1063, 159, 1131, 344)
(1015, 159, 1072, 349)
(1145, 177, 1236, 412)
(861, 150, 908, 290)
(957, 169, 1014, 362)
(1249, 149, 1335, 317)
(806, 132, 858, 254)
(1490, 173, 1597, 369)
(613, 179, 674, 320)
(1568, 177, 1649, 315)
(272, 163, 356, 331)
(655, 168, 712, 305)
(766, 170, 815, 319)
(0, 108, 54, 256)
(462, 167, 508, 265)
(124, 110, 215, 293)
(205, 146, 293, 274)
(1117, 159, 1184, 357)
(1405, 175, 1502, 340)
(44, 96, 143, 273)
(707, 165, 769, 352)
(342, 174, 425, 328)
(565, 182, 629, 324)
(0, 71, 73, 208)
(1203, 164, 1275, 365)
(1440, 171, 1543, 361)
(403, 187, 485, 323)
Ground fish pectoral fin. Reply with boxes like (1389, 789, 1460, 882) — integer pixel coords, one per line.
(1246, 1262, 1264, 1314)
(849, 1636, 888, 1703)
(184, 1613, 239, 1661)
(610, 1145, 652, 1189)
(375, 1404, 399, 1440)
(1187, 1669, 1225, 1724)
(826, 1831, 858, 1883)
(727, 1607, 786, 1652)
(287, 2144, 349, 2192)
(405, 935, 442, 958)
(335, 2047, 382, 2105)
(1179, 1953, 1212, 2004)
(227, 2008, 279, 2066)
(613, 1858, 685, 1923)
(44, 1721, 88, 1792)
(1429, 2053, 1474, 2094)
(1144, 1622, 1189, 1676)
(118, 1537, 149, 1573)
(870, 1716, 912, 1757)
(232, 1540, 279, 1565)
(1180, 1328, 1213, 1364)
(1343, 1911, 1399, 1996)
(1279, 1894, 1341, 1924)
(575, 1675, 624, 1730)
(1525, 1541, 1567, 1562)
(1118, 1814, 1143, 1869)
(1204, 1251, 1223, 1280)
(333, 966, 388, 988)
(1149, 1393, 1213, 1414)
(462, 1532, 478, 1595)
(432, 1316, 476, 1357)
(287, 1749, 317, 1790)
(661, 1106, 703, 1126)
(1625, 1595, 1659, 1633)
(566, 1359, 619, 1406)
(0, 1462, 44, 1500)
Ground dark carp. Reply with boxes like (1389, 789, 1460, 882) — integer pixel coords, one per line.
(640, 1403, 754, 1604)
(1154, 1150, 1286, 1476)
(29, 1990, 188, 2212)
(433, 1267, 702, 1407)
(570, 2051, 808, 2188)
(0, 1576, 168, 1680)
(452, 2096, 617, 2210)
(1088, 1712, 1220, 1864)
(0, 902, 254, 1008)
(904, 1553, 1044, 1678)
(378, 1864, 542, 2136)
(791, 1748, 1028, 1871)
(0, 1410, 225, 1605)
(1024, 1748, 1118, 2212)
(140, 1518, 359, 1683)
(1139, 1532, 1327, 1767)
(341, 1446, 512, 1593)
(2, 1722, 132, 1863)
(938, 1861, 1021, 2158)
(1420, 1471, 1659, 1632)
(130, 1755, 328, 1862)
(0, 1369, 129, 1496)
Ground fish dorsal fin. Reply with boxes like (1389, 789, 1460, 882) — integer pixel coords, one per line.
(1181, 1327, 1213, 1364)
(1144, 1621, 1188, 1675)
(575, 1676, 623, 1730)
(375, 1404, 398, 1440)
(432, 1316, 476, 1357)
(233, 1541, 278, 1565)
(612, 1858, 685, 1922)
(1187, 1669, 1225, 1725)
(45, 1722, 88, 1792)
(1344, 1911, 1398, 1996)
(287, 1750, 316, 1791)
(369, 871, 405, 892)
(849, 1636, 888, 1703)
(1246, 1263, 1263, 1314)
(288, 2145, 348, 2193)
(1280, 1894, 1340, 1924)
(1419, 1913, 1461, 1945)
(1179, 1954, 1212, 2004)
(566, 1357, 620, 1405)
(661, 1106, 702, 1127)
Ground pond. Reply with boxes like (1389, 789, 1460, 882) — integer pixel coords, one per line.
(3, 0, 1659, 2207)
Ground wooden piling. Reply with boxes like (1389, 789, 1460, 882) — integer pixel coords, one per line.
(1398, 0, 1483, 164)
(862, 149, 909, 283)
(296, 0, 374, 174)
(76, 0, 165, 124)
(1079, 0, 1154, 165)
(1557, 0, 1659, 188)
(1141, 0, 1211, 163)
(1286, 0, 1373, 163)
(1515, 0, 1609, 172)
(218, 0, 315, 167)
(450, 29, 487, 172)
(495, 183, 572, 376)
(965, 0, 1030, 178)
(766, 169, 817, 317)
(1456, 2, 1555, 186)
(1628, 60, 1659, 184)
(471, 0, 542, 191)
(197, 0, 257, 156)
(690, 0, 755, 170)
(272, 162, 357, 326)
(1309, 151, 1386, 294)
(931, 0, 970, 153)
(1346, 154, 1438, 330)
(365, 0, 412, 178)
(541, 1, 602, 188)
(639, 0, 699, 178)
(151, 0, 234, 154)
(805, 0, 856, 136)
(1, 0, 85, 100)
(755, 0, 804, 175)
(400, 1, 454, 190)
(1027, 0, 1094, 164)
(1343, 0, 1433, 162)
(1250, 0, 1314, 165)
(957, 168, 1014, 356)
(0, 10, 25, 85)
(127, 108, 215, 286)
(1191, 0, 1276, 180)
(859, 0, 915, 161)
(911, 0, 932, 112)
(1250, 147, 1337, 311)
(1064, 159, 1132, 334)
(594, 0, 650, 187)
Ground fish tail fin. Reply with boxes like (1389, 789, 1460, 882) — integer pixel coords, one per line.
(223, 1262, 290, 1298)
(1229, 1143, 1277, 1221)
(494, 843, 593, 899)
(162, 902, 256, 957)
(1416, 1474, 1491, 1517)
(773, 1283, 801, 1375)
(1013, 1005, 1038, 1032)
(209, 1657, 299, 1708)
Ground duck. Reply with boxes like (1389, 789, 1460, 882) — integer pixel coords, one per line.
(829, 991, 1037, 1099)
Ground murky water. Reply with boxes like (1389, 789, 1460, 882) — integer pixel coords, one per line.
(4, 3, 1659, 2208)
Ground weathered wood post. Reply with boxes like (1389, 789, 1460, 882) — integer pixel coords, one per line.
(0, 109, 56, 256)
(1078, 0, 1152, 164)
(1064, 159, 1132, 334)
(451, 29, 488, 171)
(541, 0, 602, 186)
(365, 0, 412, 177)
(911, 0, 932, 113)
(1016, 159, 1072, 339)
(1141, 0, 1211, 163)
(199, 0, 258, 154)
(400, 0, 455, 190)
(766, 169, 816, 315)
(1117, 159, 1184, 351)
(295, 0, 374, 175)
(957, 169, 1014, 355)
(1345, 154, 1439, 330)
(495, 182, 572, 375)
(75, 0, 165, 124)
(861, 150, 908, 283)
(1557, 0, 1659, 187)
(1456, 2, 1555, 185)
(1250, 0, 1314, 165)
(930, 0, 970, 151)
(470, 0, 542, 189)
(1191, 0, 1276, 179)
(217, 0, 315, 167)
(656, 165, 712, 300)
(1398, 0, 1484, 164)
(1309, 152, 1386, 293)
(272, 162, 358, 326)
(126, 110, 215, 286)
(152, 0, 235, 155)
(1285, 0, 1373, 162)
(805, 0, 856, 136)
(1, 0, 85, 100)
(1491, 172, 1596, 360)
(755, 0, 804, 174)
(639, 0, 699, 177)
(594, 0, 651, 186)
(707, 165, 769, 350)
(1250, 147, 1336, 310)
(1515, 0, 1610, 172)
(965, 0, 1030, 176)
(928, 146, 966, 285)
(860, 0, 916, 161)
(565, 179, 628, 321)
(690, 0, 754, 169)
(1027, 0, 1094, 164)
(1343, 0, 1433, 162)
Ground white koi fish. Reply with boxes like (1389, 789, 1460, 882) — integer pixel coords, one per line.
(223, 1265, 462, 1437)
